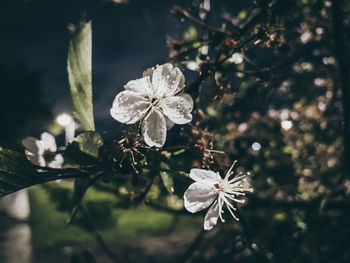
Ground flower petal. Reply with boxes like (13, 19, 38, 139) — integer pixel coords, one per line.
(160, 95, 192, 124)
(22, 137, 44, 155)
(178, 93, 194, 109)
(40, 132, 57, 152)
(152, 63, 185, 97)
(204, 200, 220, 230)
(184, 182, 217, 213)
(124, 76, 153, 97)
(48, 154, 64, 169)
(141, 109, 167, 147)
(190, 168, 222, 183)
(110, 90, 150, 124)
(165, 117, 174, 130)
(142, 67, 154, 80)
(25, 151, 45, 167)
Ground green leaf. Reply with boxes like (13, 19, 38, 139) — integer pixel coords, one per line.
(160, 162, 174, 193)
(68, 20, 95, 131)
(65, 131, 104, 164)
(0, 146, 82, 197)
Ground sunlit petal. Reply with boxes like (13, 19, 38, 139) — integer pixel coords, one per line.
(160, 96, 192, 124)
(110, 90, 150, 124)
(184, 182, 218, 213)
(124, 76, 153, 97)
(141, 109, 167, 147)
(204, 200, 220, 230)
(40, 132, 57, 152)
(152, 63, 185, 97)
(190, 169, 222, 183)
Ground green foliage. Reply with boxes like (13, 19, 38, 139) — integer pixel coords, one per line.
(68, 20, 95, 131)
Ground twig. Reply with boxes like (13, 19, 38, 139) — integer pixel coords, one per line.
(133, 175, 154, 204)
(176, 7, 231, 36)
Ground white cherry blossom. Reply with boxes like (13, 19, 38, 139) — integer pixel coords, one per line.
(184, 161, 253, 230)
(22, 132, 63, 169)
(110, 63, 193, 147)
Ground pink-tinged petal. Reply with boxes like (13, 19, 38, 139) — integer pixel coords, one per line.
(48, 154, 64, 169)
(110, 90, 150, 124)
(40, 132, 57, 152)
(184, 182, 218, 213)
(190, 169, 222, 183)
(204, 200, 220, 230)
(22, 137, 44, 155)
(124, 76, 153, 97)
(141, 109, 167, 147)
(160, 96, 192, 124)
(152, 63, 185, 97)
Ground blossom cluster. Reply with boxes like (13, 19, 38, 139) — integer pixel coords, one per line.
(22, 63, 253, 230)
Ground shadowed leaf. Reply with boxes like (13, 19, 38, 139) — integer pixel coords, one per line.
(65, 131, 104, 165)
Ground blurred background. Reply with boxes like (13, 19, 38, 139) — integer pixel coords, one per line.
(0, 0, 350, 262)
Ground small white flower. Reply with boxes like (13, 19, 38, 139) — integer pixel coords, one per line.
(110, 63, 193, 147)
(22, 132, 63, 169)
(184, 161, 253, 230)
(228, 53, 243, 64)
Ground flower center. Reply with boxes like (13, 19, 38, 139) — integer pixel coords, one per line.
(214, 179, 229, 192)
(43, 150, 56, 163)
(151, 97, 160, 107)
